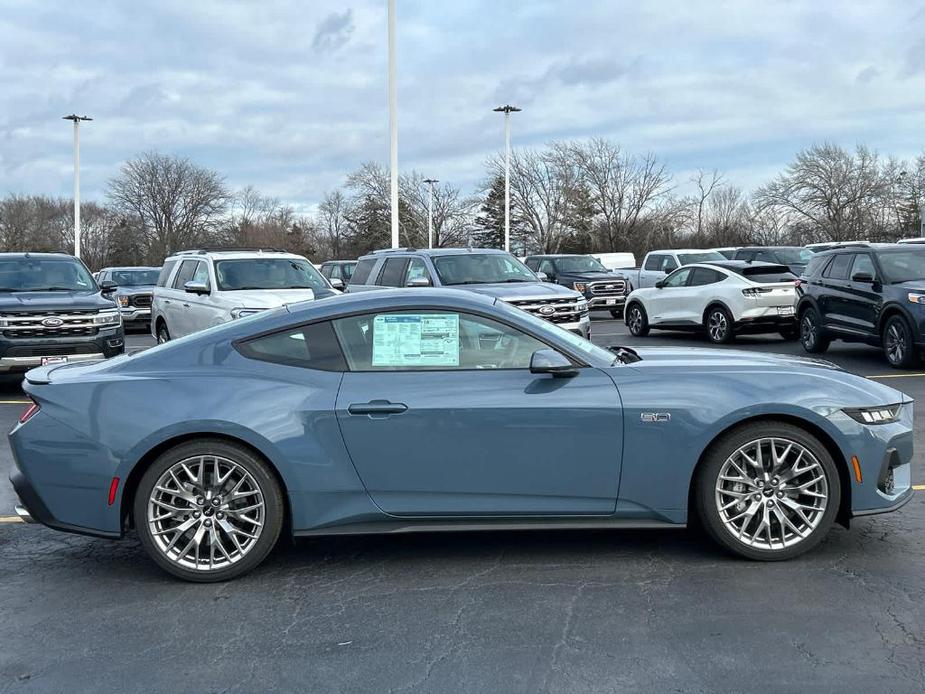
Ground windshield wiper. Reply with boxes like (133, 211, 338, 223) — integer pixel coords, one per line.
(284, 285, 315, 289)
(444, 280, 488, 285)
(25, 287, 78, 292)
(498, 278, 533, 283)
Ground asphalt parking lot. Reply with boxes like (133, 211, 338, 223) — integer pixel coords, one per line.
(1, 318, 923, 693)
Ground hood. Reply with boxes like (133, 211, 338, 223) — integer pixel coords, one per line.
(0, 290, 114, 312)
(555, 271, 629, 283)
(889, 280, 925, 291)
(223, 288, 316, 308)
(460, 282, 583, 300)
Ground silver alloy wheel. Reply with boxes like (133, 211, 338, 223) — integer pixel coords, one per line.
(147, 455, 265, 571)
(715, 437, 828, 550)
(886, 323, 905, 364)
(628, 306, 643, 334)
(157, 325, 170, 344)
(708, 310, 728, 342)
(801, 314, 815, 346)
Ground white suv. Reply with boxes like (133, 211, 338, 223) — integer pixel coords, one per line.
(151, 249, 337, 342)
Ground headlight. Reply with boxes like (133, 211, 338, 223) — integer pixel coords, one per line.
(843, 404, 902, 425)
(576, 300, 589, 312)
(230, 308, 265, 319)
(117, 296, 129, 307)
(907, 293, 925, 304)
(573, 282, 587, 292)
(93, 310, 121, 326)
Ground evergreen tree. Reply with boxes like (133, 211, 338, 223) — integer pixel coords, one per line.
(474, 175, 509, 249)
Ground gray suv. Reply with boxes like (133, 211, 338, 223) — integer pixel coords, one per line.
(347, 248, 591, 338)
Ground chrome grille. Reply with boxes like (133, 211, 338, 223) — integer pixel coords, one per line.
(588, 280, 626, 296)
(502, 296, 587, 324)
(0, 310, 100, 339)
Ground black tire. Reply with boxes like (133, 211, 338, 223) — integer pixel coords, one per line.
(626, 303, 649, 337)
(609, 309, 624, 320)
(778, 327, 799, 341)
(799, 307, 829, 353)
(882, 314, 918, 369)
(156, 320, 171, 344)
(704, 305, 734, 344)
(134, 439, 284, 582)
(694, 421, 840, 561)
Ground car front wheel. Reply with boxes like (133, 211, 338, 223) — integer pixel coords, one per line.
(134, 439, 284, 582)
(695, 421, 839, 561)
(626, 303, 649, 336)
(156, 321, 171, 344)
(705, 306, 734, 344)
(883, 315, 918, 369)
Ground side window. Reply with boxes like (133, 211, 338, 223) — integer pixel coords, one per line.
(350, 258, 377, 285)
(689, 267, 724, 286)
(157, 259, 178, 287)
(172, 259, 199, 289)
(404, 258, 431, 286)
(332, 311, 554, 372)
(756, 250, 775, 262)
(320, 264, 333, 279)
(191, 261, 211, 288)
(644, 254, 664, 271)
(237, 321, 347, 371)
(377, 257, 408, 287)
(823, 254, 852, 280)
(662, 256, 679, 273)
(539, 259, 556, 276)
(662, 268, 692, 287)
(850, 254, 877, 280)
(735, 250, 754, 261)
(803, 255, 830, 277)
(524, 258, 539, 271)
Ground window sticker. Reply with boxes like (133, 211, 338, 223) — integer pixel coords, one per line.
(372, 314, 460, 367)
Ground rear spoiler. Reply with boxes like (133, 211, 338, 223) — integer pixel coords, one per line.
(23, 362, 83, 385)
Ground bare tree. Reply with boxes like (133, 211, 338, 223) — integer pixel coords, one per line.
(691, 168, 724, 238)
(317, 190, 350, 258)
(106, 152, 230, 260)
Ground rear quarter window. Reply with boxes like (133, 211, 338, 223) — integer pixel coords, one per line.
(802, 255, 830, 277)
(236, 321, 347, 371)
(350, 258, 377, 285)
(157, 259, 179, 287)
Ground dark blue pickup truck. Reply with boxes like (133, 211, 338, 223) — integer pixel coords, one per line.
(0, 253, 124, 375)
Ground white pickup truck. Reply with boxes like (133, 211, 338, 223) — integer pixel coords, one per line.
(622, 249, 727, 290)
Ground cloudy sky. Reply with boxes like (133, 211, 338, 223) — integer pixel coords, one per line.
(1, 0, 924, 210)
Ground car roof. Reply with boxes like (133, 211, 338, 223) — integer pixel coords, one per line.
(286, 287, 497, 318)
(817, 243, 919, 255)
(168, 250, 305, 261)
(525, 253, 591, 258)
(0, 252, 76, 260)
(103, 266, 159, 271)
(360, 247, 511, 260)
(736, 245, 803, 250)
(700, 260, 784, 270)
(322, 259, 357, 264)
(651, 249, 717, 254)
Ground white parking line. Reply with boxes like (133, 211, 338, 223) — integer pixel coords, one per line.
(0, 516, 23, 524)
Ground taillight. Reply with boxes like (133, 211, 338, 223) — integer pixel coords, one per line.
(794, 279, 803, 288)
(742, 287, 770, 298)
(19, 400, 39, 424)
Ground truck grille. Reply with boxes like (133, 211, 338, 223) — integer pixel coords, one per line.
(588, 280, 626, 296)
(4, 344, 98, 357)
(131, 294, 152, 308)
(0, 310, 100, 339)
(502, 296, 587, 324)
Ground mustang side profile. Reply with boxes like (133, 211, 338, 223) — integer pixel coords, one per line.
(9, 289, 914, 581)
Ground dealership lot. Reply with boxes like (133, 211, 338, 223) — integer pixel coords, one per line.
(1, 318, 923, 693)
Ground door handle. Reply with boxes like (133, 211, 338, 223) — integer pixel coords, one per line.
(347, 400, 408, 416)
(164, 299, 171, 304)
(183, 303, 190, 308)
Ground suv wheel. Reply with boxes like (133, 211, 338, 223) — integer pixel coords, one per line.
(799, 308, 829, 353)
(705, 306, 734, 344)
(134, 439, 284, 582)
(156, 321, 171, 344)
(695, 421, 839, 561)
(626, 303, 649, 337)
(883, 315, 917, 369)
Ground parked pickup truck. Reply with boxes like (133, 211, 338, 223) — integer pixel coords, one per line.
(524, 254, 630, 318)
(0, 252, 124, 374)
(623, 249, 727, 290)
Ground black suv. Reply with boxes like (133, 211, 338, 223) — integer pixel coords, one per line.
(524, 254, 630, 318)
(795, 244, 925, 368)
(0, 253, 124, 375)
(734, 246, 814, 276)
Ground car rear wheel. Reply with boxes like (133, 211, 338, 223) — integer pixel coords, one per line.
(883, 315, 917, 369)
(799, 308, 829, 353)
(705, 306, 734, 344)
(695, 421, 839, 561)
(626, 303, 649, 336)
(156, 321, 171, 344)
(134, 439, 284, 582)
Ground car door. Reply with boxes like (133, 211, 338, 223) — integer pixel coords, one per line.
(647, 267, 693, 323)
(818, 253, 854, 332)
(687, 267, 726, 321)
(841, 253, 882, 336)
(181, 260, 222, 334)
(165, 259, 199, 337)
(332, 309, 623, 516)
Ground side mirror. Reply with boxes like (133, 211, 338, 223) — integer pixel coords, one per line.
(406, 277, 432, 287)
(184, 281, 210, 295)
(529, 349, 578, 378)
(654, 280, 665, 289)
(535, 271, 549, 281)
(329, 277, 345, 289)
(99, 280, 117, 293)
(851, 272, 874, 283)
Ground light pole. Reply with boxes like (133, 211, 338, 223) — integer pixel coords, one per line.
(493, 105, 520, 252)
(423, 178, 438, 248)
(63, 114, 92, 259)
(388, 0, 399, 248)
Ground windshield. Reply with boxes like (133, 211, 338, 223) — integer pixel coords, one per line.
(553, 256, 608, 273)
(677, 251, 726, 265)
(774, 248, 813, 264)
(493, 300, 617, 365)
(111, 269, 160, 286)
(0, 258, 96, 292)
(214, 258, 329, 291)
(879, 251, 925, 284)
(433, 253, 537, 285)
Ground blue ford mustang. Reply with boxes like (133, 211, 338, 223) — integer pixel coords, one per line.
(9, 289, 915, 581)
